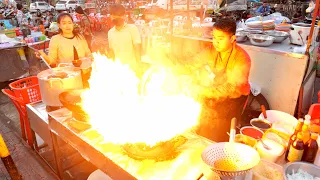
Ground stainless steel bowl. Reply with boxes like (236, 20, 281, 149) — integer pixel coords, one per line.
(264, 30, 289, 43)
(236, 31, 248, 42)
(244, 29, 264, 34)
(283, 162, 320, 180)
(248, 34, 275, 47)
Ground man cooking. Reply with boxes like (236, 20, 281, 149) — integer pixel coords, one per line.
(107, 4, 142, 77)
(193, 18, 251, 142)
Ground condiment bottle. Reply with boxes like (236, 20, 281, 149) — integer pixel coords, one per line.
(302, 133, 318, 163)
(303, 115, 311, 130)
(314, 135, 320, 166)
(285, 119, 304, 159)
(287, 132, 304, 162)
(301, 125, 311, 145)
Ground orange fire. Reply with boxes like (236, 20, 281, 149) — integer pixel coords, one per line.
(81, 53, 201, 146)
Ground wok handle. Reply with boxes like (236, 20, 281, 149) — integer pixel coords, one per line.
(229, 118, 237, 142)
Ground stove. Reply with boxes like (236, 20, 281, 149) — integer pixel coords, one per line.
(48, 108, 217, 180)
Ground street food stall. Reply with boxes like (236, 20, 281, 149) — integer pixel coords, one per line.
(3, 0, 320, 179)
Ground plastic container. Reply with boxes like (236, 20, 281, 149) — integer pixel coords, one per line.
(9, 76, 42, 104)
(252, 159, 284, 180)
(240, 126, 264, 139)
(256, 139, 285, 163)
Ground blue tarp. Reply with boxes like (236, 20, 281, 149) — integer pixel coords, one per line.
(0, 19, 14, 29)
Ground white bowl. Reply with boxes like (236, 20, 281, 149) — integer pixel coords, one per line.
(259, 110, 297, 134)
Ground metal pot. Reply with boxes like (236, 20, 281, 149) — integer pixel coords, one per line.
(248, 34, 275, 47)
(236, 31, 248, 42)
(37, 67, 83, 107)
(263, 30, 289, 43)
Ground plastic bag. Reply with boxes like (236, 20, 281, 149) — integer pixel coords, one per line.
(237, 19, 246, 29)
(249, 82, 261, 96)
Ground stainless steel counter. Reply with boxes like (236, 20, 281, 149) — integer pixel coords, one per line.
(47, 107, 217, 180)
(172, 35, 310, 58)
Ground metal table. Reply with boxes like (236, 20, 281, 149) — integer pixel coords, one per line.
(47, 107, 215, 180)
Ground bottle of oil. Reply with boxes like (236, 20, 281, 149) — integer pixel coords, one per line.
(287, 132, 305, 162)
(285, 119, 304, 159)
(302, 133, 318, 163)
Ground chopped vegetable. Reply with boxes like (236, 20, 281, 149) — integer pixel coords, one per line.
(287, 169, 314, 180)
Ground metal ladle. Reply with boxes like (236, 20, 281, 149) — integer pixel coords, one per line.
(40, 55, 56, 76)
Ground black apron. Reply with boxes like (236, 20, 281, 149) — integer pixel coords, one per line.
(195, 48, 247, 142)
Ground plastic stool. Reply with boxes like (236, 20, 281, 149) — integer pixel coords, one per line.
(2, 89, 34, 149)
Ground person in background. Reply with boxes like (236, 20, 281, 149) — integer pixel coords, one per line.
(35, 10, 42, 25)
(39, 20, 45, 34)
(108, 4, 142, 76)
(75, 6, 93, 50)
(0, 22, 5, 30)
(16, 4, 27, 27)
(256, 1, 270, 15)
(37, 13, 91, 66)
(44, 11, 52, 28)
(192, 18, 251, 142)
(27, 17, 33, 28)
(292, 10, 303, 23)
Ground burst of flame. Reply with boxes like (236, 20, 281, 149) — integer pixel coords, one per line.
(81, 53, 201, 146)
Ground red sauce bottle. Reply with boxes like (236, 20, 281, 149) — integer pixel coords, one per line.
(302, 133, 319, 163)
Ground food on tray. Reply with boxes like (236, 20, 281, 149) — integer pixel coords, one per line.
(253, 160, 283, 180)
(287, 169, 319, 180)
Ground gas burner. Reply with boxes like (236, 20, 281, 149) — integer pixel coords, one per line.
(122, 135, 187, 161)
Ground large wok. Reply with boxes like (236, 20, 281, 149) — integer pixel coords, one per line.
(59, 89, 89, 122)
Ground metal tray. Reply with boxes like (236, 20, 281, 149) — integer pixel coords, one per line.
(264, 30, 289, 43)
(283, 162, 320, 180)
(248, 34, 275, 47)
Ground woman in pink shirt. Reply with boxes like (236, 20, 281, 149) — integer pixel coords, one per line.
(38, 13, 91, 66)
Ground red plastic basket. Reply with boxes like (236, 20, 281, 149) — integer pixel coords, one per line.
(9, 76, 42, 104)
